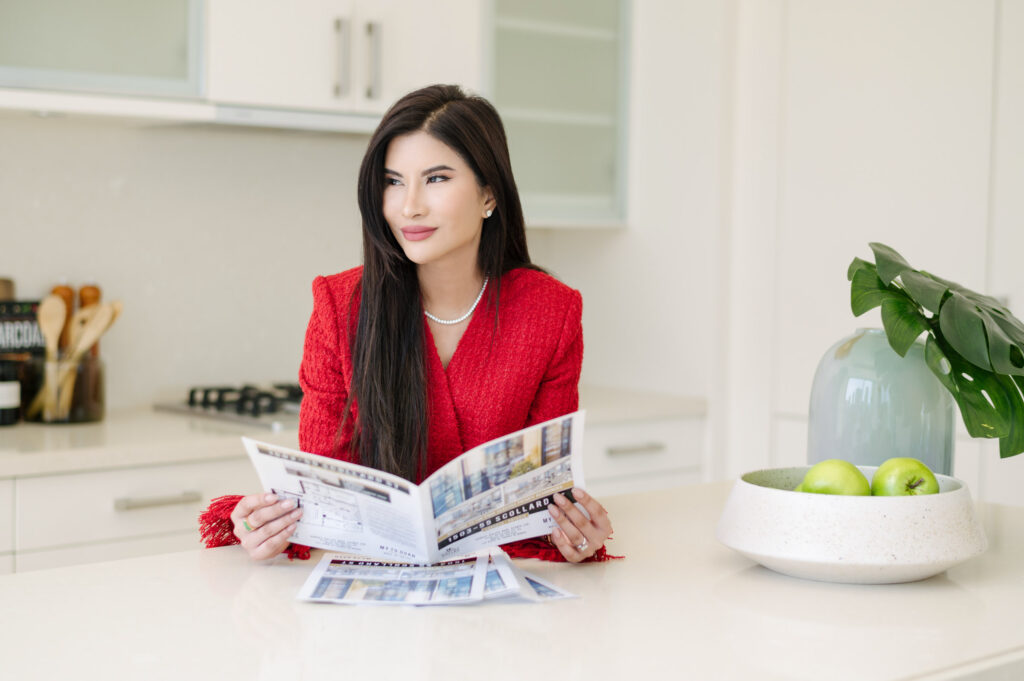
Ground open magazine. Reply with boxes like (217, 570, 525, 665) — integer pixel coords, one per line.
(243, 411, 585, 564)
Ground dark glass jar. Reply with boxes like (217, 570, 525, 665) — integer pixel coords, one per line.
(0, 359, 20, 426)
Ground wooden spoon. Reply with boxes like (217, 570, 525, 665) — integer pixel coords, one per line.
(57, 303, 115, 419)
(66, 303, 100, 354)
(36, 295, 67, 421)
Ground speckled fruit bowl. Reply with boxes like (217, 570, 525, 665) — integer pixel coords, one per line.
(716, 466, 988, 584)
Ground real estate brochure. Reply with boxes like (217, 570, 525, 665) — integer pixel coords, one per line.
(243, 410, 585, 564)
(296, 550, 577, 606)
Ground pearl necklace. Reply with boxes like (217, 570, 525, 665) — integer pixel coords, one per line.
(424, 277, 489, 325)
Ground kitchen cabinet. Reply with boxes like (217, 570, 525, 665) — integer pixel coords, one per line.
(13, 457, 260, 571)
(579, 386, 706, 497)
(584, 418, 703, 496)
(0, 0, 203, 98)
(0, 479, 12, 574)
(206, 0, 484, 116)
(489, 0, 630, 227)
(0, 408, 293, 572)
(17, 457, 258, 547)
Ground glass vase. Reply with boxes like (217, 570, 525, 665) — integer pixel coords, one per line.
(807, 328, 954, 475)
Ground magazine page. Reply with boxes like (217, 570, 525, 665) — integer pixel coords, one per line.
(296, 553, 488, 606)
(482, 551, 524, 601)
(421, 411, 586, 562)
(518, 570, 578, 601)
(242, 438, 431, 563)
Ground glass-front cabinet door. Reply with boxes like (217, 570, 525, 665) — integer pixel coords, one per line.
(0, 0, 203, 98)
(491, 0, 629, 227)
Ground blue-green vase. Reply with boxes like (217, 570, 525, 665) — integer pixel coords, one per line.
(807, 328, 954, 475)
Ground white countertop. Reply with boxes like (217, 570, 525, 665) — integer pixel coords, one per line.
(1, 483, 1022, 680)
(0, 408, 300, 478)
(0, 385, 706, 479)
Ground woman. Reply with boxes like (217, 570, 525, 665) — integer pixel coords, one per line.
(202, 84, 613, 563)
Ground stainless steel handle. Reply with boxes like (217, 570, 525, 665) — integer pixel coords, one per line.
(334, 18, 351, 98)
(114, 491, 202, 511)
(606, 442, 666, 456)
(365, 21, 381, 99)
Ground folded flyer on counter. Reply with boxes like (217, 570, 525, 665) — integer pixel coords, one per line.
(243, 411, 585, 564)
(297, 550, 577, 606)
(298, 554, 489, 606)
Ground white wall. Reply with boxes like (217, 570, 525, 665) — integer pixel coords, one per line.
(530, 0, 731, 403)
(721, 0, 1024, 503)
(0, 114, 367, 407)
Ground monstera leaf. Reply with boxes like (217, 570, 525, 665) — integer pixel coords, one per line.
(848, 243, 1024, 458)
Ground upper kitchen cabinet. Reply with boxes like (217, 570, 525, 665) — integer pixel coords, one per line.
(206, 0, 484, 117)
(0, 0, 203, 98)
(490, 0, 630, 227)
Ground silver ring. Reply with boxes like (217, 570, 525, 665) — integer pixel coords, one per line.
(574, 537, 589, 552)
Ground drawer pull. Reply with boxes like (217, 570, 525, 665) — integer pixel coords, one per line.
(114, 491, 202, 511)
(606, 442, 666, 456)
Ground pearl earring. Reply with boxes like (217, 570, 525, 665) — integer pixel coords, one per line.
(485, 209, 493, 218)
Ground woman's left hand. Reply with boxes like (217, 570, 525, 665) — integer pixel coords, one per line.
(548, 487, 613, 563)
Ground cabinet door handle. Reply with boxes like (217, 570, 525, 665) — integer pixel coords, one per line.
(365, 21, 381, 100)
(606, 442, 666, 456)
(114, 491, 202, 511)
(334, 18, 351, 98)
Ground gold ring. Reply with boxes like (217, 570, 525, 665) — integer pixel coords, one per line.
(242, 519, 254, 532)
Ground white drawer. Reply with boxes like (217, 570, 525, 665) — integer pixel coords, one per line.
(16, 458, 261, 552)
(15, 531, 202, 572)
(0, 478, 12, 553)
(583, 418, 704, 484)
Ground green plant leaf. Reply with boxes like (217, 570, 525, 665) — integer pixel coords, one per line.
(924, 336, 1012, 441)
(850, 268, 902, 316)
(982, 313, 1024, 375)
(927, 271, 1006, 310)
(869, 242, 914, 285)
(855, 242, 1024, 456)
(939, 292, 994, 371)
(880, 297, 930, 356)
(991, 311, 1024, 353)
(899, 270, 948, 314)
(999, 375, 1024, 457)
(847, 257, 875, 281)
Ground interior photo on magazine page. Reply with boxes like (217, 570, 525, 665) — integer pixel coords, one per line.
(426, 411, 584, 560)
(243, 411, 586, 564)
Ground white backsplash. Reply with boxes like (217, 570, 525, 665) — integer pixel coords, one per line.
(0, 113, 367, 407)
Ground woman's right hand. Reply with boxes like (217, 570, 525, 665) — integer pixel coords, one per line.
(231, 493, 303, 561)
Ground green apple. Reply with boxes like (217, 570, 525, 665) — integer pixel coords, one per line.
(871, 457, 940, 496)
(795, 459, 871, 495)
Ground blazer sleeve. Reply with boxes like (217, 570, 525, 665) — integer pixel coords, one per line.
(526, 288, 583, 426)
(298, 276, 354, 460)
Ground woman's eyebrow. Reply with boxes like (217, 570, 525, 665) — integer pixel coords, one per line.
(384, 165, 456, 178)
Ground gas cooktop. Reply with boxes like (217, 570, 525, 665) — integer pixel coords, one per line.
(154, 383, 302, 432)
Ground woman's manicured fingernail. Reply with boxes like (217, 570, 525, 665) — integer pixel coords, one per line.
(554, 493, 568, 506)
(291, 508, 302, 518)
(282, 500, 296, 510)
(265, 493, 277, 503)
(549, 505, 561, 518)
(573, 487, 585, 499)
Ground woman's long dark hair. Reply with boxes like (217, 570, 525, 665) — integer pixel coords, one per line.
(343, 84, 532, 481)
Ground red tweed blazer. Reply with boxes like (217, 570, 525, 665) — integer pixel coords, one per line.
(298, 265, 583, 478)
